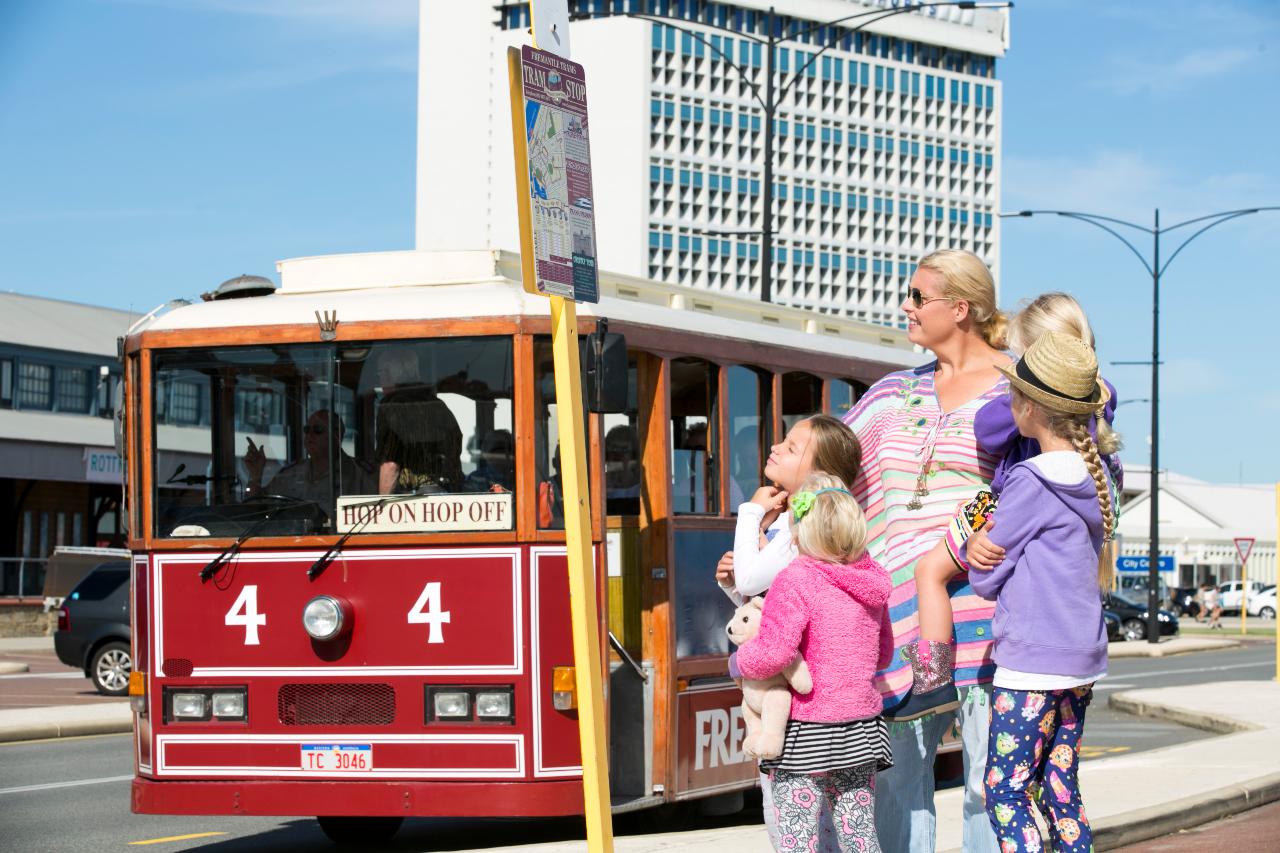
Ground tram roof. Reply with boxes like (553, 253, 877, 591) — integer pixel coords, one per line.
(138, 249, 925, 371)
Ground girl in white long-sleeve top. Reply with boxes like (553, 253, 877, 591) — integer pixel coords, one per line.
(714, 413, 863, 851)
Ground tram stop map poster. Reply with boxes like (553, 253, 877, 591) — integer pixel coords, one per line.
(515, 45, 599, 303)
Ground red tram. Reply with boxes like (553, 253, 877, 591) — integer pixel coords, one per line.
(123, 249, 920, 841)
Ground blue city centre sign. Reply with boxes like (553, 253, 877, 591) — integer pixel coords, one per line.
(1116, 555, 1175, 573)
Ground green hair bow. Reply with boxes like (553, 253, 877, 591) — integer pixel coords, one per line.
(790, 487, 851, 522)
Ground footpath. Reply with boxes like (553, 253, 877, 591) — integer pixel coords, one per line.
(2, 635, 1277, 852)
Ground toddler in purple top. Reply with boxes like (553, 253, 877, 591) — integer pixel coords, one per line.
(887, 293, 1123, 723)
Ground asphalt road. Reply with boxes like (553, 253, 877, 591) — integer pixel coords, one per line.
(1, 641, 1273, 852)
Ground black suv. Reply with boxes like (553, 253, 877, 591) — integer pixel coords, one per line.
(55, 562, 132, 696)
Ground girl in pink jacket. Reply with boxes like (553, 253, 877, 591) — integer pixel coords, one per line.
(737, 473, 895, 853)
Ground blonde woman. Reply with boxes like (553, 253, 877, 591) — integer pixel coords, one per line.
(843, 249, 1008, 852)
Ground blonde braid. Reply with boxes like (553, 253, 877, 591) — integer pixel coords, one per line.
(1065, 418, 1116, 590)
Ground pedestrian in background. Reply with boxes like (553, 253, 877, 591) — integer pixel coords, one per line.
(1205, 581, 1223, 629)
(967, 331, 1118, 853)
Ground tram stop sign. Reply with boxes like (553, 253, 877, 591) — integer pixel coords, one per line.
(508, 45, 600, 304)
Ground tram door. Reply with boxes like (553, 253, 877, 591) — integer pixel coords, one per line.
(600, 351, 651, 803)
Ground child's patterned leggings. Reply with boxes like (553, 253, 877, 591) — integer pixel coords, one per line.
(985, 685, 1093, 852)
(769, 763, 880, 853)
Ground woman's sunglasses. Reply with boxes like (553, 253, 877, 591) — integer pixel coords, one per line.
(907, 287, 951, 309)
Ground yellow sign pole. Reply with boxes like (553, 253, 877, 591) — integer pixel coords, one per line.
(1275, 483, 1279, 682)
(550, 294, 614, 851)
(506, 3, 613, 847)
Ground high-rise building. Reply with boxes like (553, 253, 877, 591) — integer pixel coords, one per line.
(417, 1, 1008, 327)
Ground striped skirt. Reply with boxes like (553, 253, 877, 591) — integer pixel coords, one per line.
(760, 715, 893, 775)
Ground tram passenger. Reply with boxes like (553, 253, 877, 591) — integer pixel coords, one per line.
(463, 429, 515, 493)
(374, 349, 464, 494)
(243, 409, 375, 522)
(604, 424, 641, 514)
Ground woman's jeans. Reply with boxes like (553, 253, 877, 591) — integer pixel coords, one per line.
(873, 685, 999, 853)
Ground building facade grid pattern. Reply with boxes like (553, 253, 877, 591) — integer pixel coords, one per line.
(496, 1, 1001, 327)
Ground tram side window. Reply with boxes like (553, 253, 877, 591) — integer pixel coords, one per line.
(726, 365, 771, 511)
(827, 378, 868, 419)
(602, 355, 641, 517)
(670, 357, 719, 515)
(782, 371, 823, 432)
(534, 338, 599, 530)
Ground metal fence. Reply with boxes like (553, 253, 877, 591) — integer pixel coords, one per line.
(0, 558, 49, 599)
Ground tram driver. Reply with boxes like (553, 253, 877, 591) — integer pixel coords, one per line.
(374, 349, 465, 495)
(243, 409, 375, 522)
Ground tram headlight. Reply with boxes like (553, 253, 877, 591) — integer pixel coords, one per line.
(211, 690, 247, 720)
(475, 689, 514, 720)
(431, 690, 470, 720)
(302, 595, 346, 641)
(171, 692, 207, 719)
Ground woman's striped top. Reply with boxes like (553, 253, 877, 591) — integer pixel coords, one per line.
(843, 362, 1008, 710)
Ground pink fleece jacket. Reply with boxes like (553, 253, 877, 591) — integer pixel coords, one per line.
(736, 552, 894, 722)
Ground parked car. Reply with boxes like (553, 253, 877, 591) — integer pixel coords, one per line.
(1103, 592, 1179, 642)
(1247, 585, 1277, 620)
(54, 562, 131, 696)
(1218, 579, 1268, 615)
(1168, 586, 1202, 619)
(1103, 609, 1123, 643)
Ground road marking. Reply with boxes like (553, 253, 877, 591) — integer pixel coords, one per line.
(1080, 745, 1131, 759)
(129, 833, 228, 846)
(1110, 660, 1273, 681)
(1092, 682, 1135, 692)
(0, 671, 85, 680)
(0, 774, 133, 795)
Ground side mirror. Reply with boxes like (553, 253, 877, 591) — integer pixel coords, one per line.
(582, 320, 627, 414)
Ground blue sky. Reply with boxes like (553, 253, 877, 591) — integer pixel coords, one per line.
(1, 1, 1276, 485)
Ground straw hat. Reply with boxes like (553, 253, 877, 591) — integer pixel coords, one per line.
(996, 330, 1110, 414)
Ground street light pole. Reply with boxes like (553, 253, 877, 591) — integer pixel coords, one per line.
(1003, 205, 1278, 643)
(573, 1, 1013, 303)
(1150, 208, 1160, 646)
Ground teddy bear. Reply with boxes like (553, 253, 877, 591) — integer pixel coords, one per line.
(725, 596, 811, 760)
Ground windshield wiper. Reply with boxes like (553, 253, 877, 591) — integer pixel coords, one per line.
(199, 497, 320, 582)
(307, 495, 395, 580)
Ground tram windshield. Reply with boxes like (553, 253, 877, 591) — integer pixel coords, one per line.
(152, 337, 515, 538)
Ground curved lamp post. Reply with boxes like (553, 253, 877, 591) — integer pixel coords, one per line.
(1002, 206, 1279, 642)
(571, 1, 1014, 303)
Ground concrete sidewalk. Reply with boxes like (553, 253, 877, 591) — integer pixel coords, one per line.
(463, 681, 1280, 852)
(0, 702, 132, 742)
(1107, 635, 1240, 657)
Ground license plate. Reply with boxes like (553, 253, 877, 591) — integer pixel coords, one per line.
(300, 744, 372, 772)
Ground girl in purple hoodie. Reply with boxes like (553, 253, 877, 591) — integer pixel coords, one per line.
(968, 331, 1118, 853)
(736, 473, 894, 853)
(891, 293, 1122, 723)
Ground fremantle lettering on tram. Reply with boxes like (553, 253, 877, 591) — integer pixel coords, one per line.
(518, 45, 599, 304)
